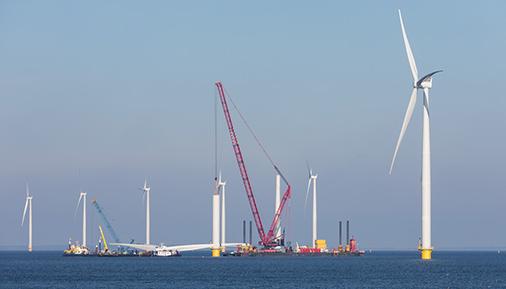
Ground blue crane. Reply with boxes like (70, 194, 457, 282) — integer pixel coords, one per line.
(91, 199, 121, 243)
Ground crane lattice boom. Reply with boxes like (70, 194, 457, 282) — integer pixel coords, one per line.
(215, 81, 291, 247)
(91, 200, 121, 243)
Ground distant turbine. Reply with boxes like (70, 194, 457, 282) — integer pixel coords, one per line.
(75, 191, 87, 248)
(304, 164, 318, 248)
(389, 9, 442, 260)
(140, 179, 151, 245)
(21, 183, 33, 252)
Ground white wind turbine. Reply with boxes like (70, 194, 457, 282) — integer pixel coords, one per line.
(304, 164, 318, 248)
(21, 183, 33, 252)
(140, 179, 151, 245)
(389, 9, 442, 260)
(75, 191, 87, 248)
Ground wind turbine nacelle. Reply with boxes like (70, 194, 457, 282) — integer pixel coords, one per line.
(416, 70, 443, 89)
(419, 78, 433, 89)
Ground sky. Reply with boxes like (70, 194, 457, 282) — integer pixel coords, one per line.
(0, 0, 505, 250)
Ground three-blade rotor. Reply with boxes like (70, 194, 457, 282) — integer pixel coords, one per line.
(140, 179, 150, 202)
(389, 9, 441, 174)
(304, 163, 317, 212)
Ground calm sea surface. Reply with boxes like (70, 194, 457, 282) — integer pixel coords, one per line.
(1, 251, 505, 288)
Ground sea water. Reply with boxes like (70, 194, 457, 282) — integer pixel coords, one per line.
(1, 251, 505, 288)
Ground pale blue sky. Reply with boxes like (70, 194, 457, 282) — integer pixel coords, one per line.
(1, 0, 505, 250)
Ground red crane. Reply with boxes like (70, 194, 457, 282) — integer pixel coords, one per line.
(215, 81, 291, 247)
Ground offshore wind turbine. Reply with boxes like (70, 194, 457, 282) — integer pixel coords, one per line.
(140, 180, 151, 245)
(75, 191, 87, 248)
(21, 184, 33, 252)
(389, 9, 442, 260)
(304, 165, 318, 248)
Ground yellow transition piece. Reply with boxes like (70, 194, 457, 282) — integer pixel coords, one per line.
(421, 248, 432, 260)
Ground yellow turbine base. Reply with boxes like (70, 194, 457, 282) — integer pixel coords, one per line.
(421, 248, 432, 260)
(211, 248, 221, 257)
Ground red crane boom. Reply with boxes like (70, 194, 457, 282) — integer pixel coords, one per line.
(215, 81, 291, 247)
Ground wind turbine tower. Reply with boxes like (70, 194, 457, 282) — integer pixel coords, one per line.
(141, 180, 151, 245)
(21, 184, 33, 252)
(305, 167, 318, 248)
(390, 9, 442, 260)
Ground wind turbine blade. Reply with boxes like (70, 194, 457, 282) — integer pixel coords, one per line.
(423, 88, 430, 114)
(390, 87, 418, 174)
(304, 178, 311, 212)
(21, 198, 29, 226)
(74, 194, 82, 217)
(25, 183, 30, 197)
(398, 9, 418, 82)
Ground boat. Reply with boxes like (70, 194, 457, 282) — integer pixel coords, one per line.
(153, 248, 181, 257)
(63, 242, 89, 256)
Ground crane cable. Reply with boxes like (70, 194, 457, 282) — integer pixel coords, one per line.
(223, 87, 289, 186)
(214, 87, 226, 185)
(214, 87, 218, 181)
